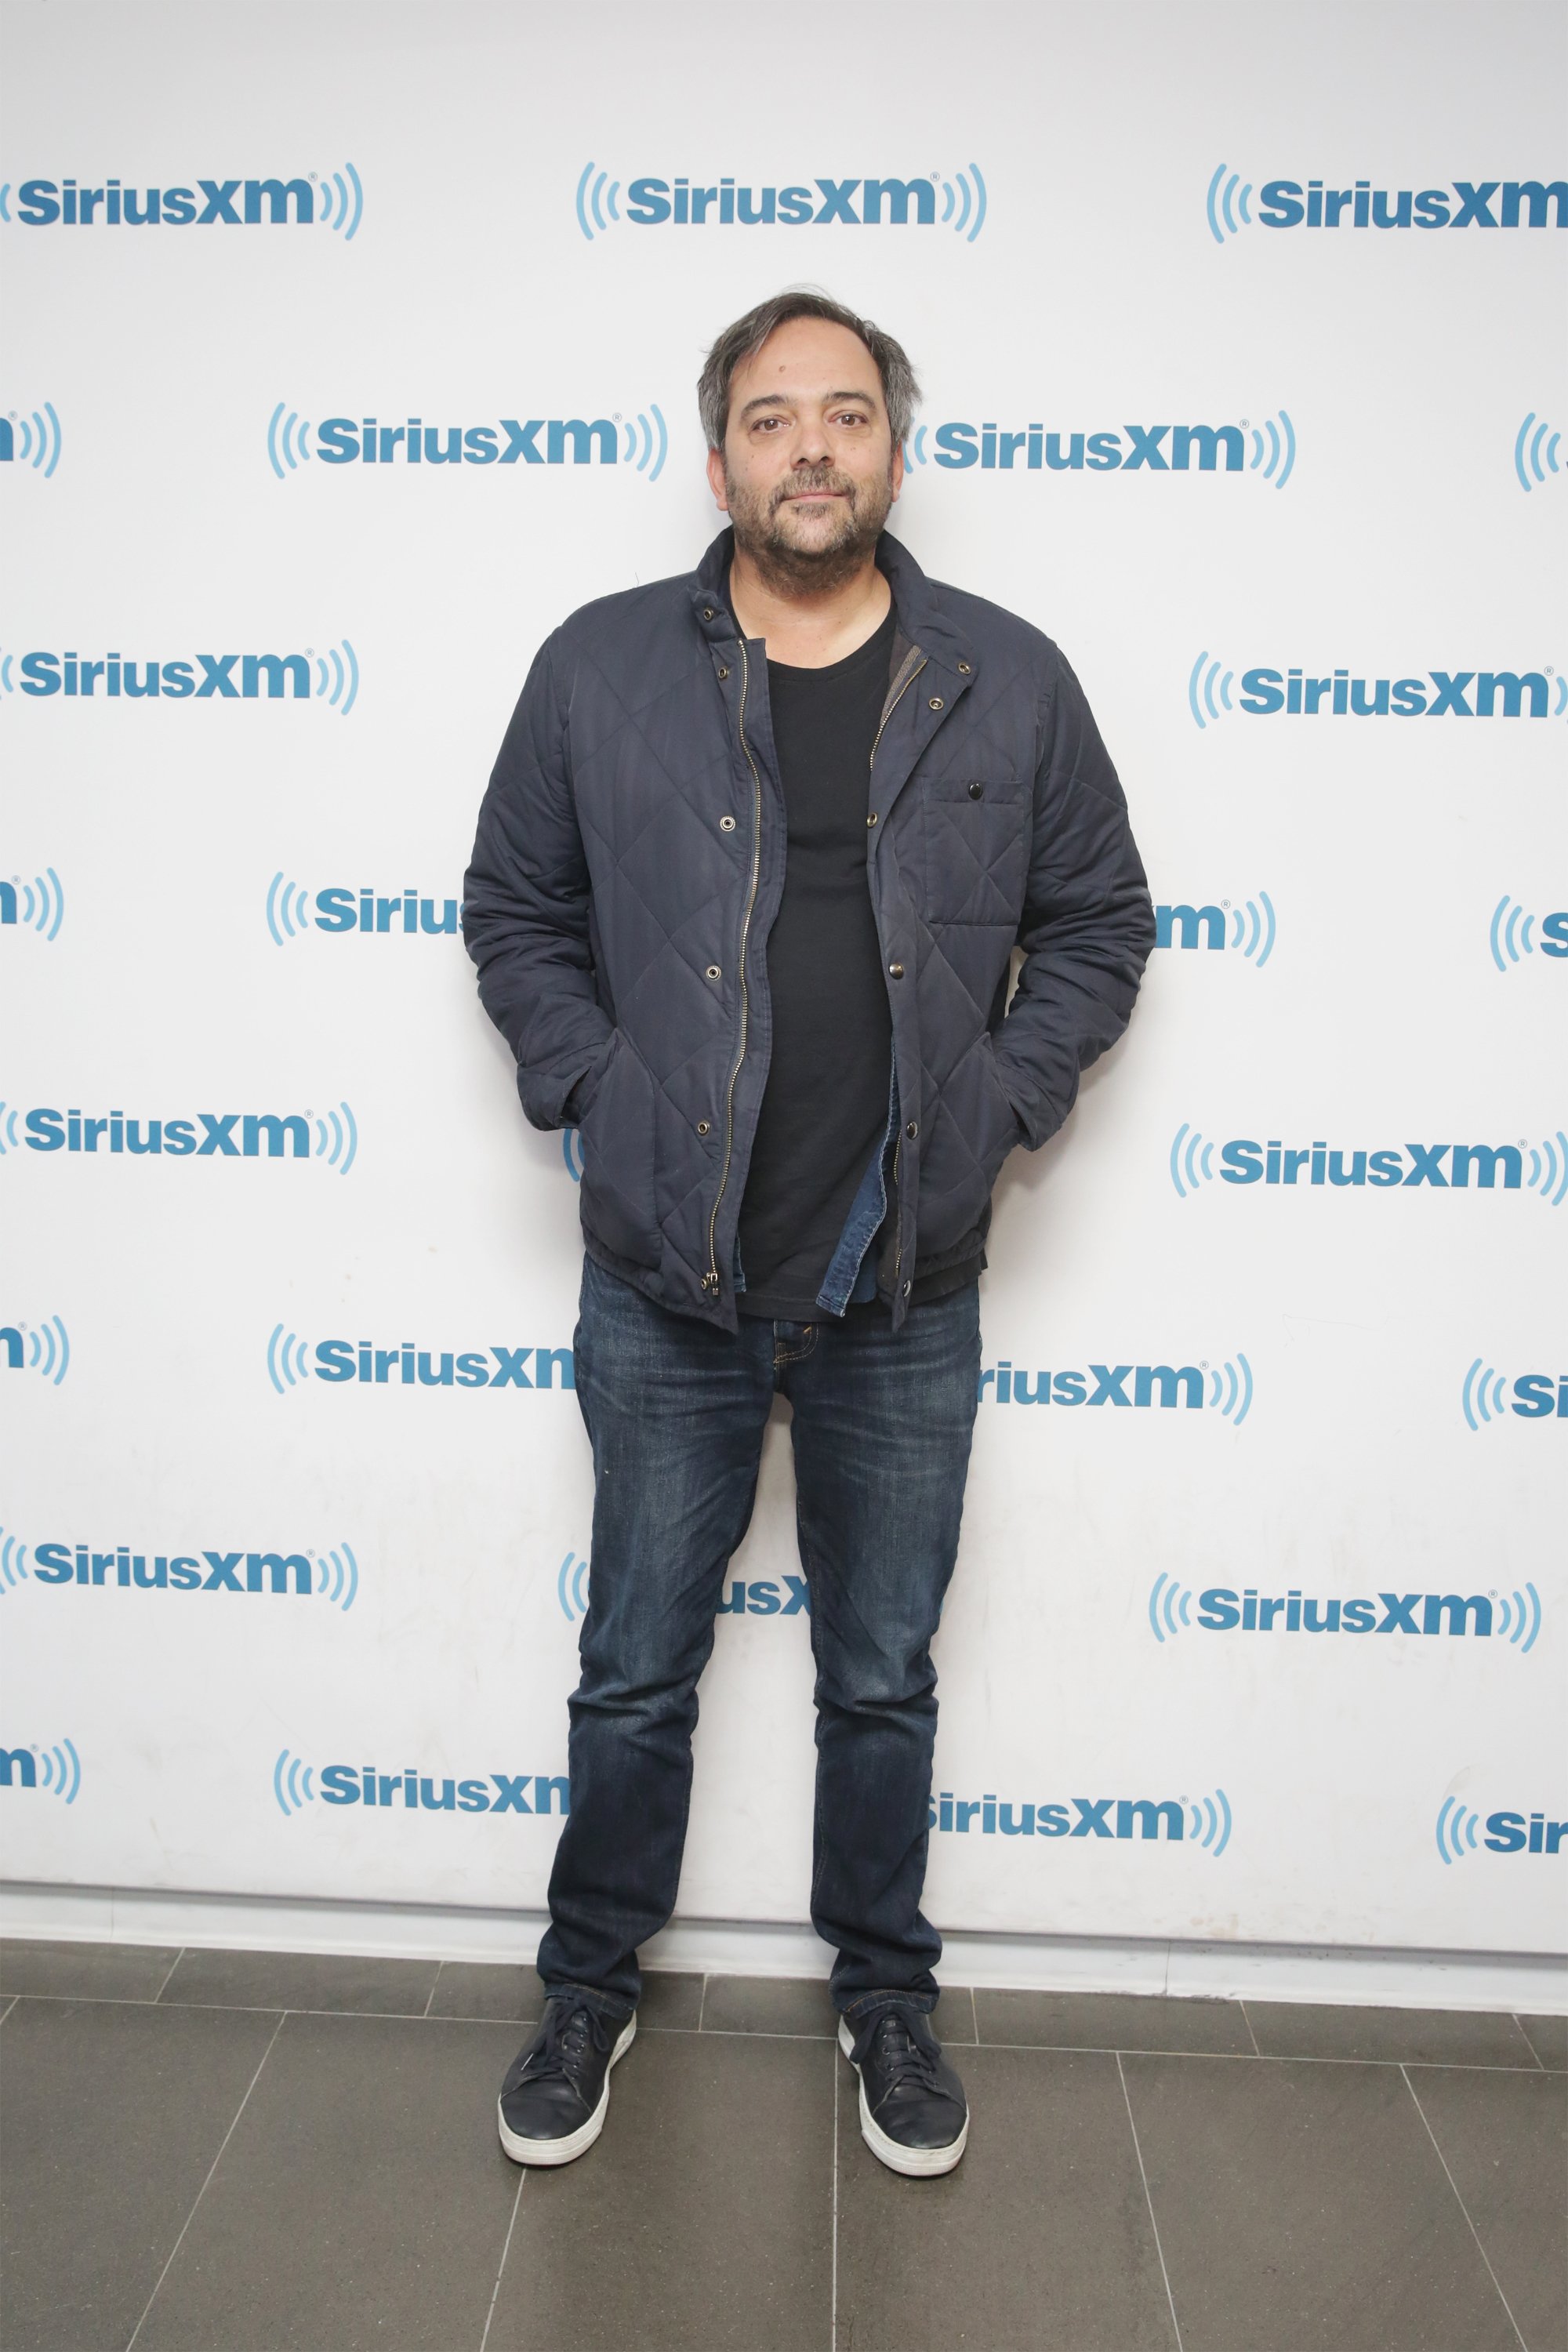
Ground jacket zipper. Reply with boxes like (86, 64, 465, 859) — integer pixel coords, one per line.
(868, 652, 927, 1301)
(703, 637, 765, 1294)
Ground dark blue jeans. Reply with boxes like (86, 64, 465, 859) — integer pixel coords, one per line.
(537, 1254, 982, 2024)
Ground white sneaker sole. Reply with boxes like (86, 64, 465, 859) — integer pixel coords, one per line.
(837, 2016, 968, 2177)
(497, 2014, 637, 2166)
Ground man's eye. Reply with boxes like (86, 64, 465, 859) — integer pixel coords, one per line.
(832, 411, 869, 428)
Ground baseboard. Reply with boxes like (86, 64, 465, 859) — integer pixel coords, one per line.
(3, 1881, 1563, 2013)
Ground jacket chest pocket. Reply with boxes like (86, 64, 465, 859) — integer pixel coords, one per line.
(917, 775, 1030, 927)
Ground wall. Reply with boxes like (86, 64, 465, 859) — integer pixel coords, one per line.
(3, 0, 1563, 1970)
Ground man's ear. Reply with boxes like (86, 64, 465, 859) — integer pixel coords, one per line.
(706, 445, 731, 513)
(889, 440, 905, 506)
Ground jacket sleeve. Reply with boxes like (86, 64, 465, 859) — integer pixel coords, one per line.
(463, 632, 616, 1131)
(991, 647, 1155, 1149)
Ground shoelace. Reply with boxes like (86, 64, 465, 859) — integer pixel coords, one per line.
(868, 2012, 943, 2096)
(524, 2001, 613, 2086)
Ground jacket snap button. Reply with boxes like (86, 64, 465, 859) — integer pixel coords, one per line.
(706, 964, 721, 981)
(717, 665, 730, 681)
(957, 660, 972, 674)
(702, 607, 715, 621)
(905, 1120, 918, 1139)
(866, 812, 878, 826)
(888, 962, 905, 979)
(696, 1120, 710, 1135)
(719, 814, 736, 833)
(927, 695, 945, 711)
(967, 781, 984, 800)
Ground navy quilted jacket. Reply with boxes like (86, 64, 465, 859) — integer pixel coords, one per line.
(464, 528, 1153, 1331)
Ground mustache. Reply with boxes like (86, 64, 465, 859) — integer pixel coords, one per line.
(771, 466, 858, 512)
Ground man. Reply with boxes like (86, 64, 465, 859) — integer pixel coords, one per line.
(463, 289, 1152, 2176)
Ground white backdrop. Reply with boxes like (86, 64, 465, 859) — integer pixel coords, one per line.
(3, 0, 1563, 1966)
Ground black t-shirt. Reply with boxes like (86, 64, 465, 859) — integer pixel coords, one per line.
(736, 603, 898, 1319)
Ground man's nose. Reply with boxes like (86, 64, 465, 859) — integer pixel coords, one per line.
(787, 420, 833, 468)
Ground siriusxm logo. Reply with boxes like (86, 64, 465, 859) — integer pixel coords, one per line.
(267, 405, 668, 480)
(0, 1737, 81, 1802)
(1461, 1360, 1567, 1428)
(1436, 1796, 1565, 1863)
(267, 1328, 574, 1394)
(0, 1317, 71, 1385)
(1, 1102, 358, 1171)
(1490, 898, 1568, 968)
(0, 643, 359, 714)
(980, 1355, 1253, 1423)
(1154, 895, 1276, 964)
(1, 405, 62, 477)
(1189, 655, 1565, 728)
(1207, 166, 1566, 241)
(931, 1787, 1232, 1853)
(1515, 413, 1563, 492)
(0, 1532, 359, 1608)
(1149, 1573, 1543, 1652)
(3, 166, 362, 237)
(266, 877, 459, 943)
(1, 869, 64, 941)
(555, 1548, 811, 1624)
(1171, 1126, 1568, 1205)
(575, 162, 986, 241)
(904, 413, 1294, 487)
(274, 1749, 566, 1819)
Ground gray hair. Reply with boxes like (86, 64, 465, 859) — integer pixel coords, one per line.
(697, 289, 920, 452)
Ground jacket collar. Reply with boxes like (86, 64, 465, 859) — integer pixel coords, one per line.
(689, 527, 978, 682)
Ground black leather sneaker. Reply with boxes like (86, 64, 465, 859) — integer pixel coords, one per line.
(496, 1995, 636, 2166)
(838, 2003, 969, 2176)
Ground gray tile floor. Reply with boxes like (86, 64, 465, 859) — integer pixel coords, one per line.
(1, 1940, 1562, 2352)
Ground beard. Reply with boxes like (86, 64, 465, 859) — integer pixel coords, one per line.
(724, 459, 896, 597)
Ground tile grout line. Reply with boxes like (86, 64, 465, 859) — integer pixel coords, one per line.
(423, 1962, 441, 2019)
(1399, 2064, 1530, 2351)
(478, 2171, 527, 2352)
(0, 1994, 15, 2027)
(1509, 2013, 1547, 2072)
(967, 1984, 978, 2044)
(122, 2009, 289, 2352)
(4, 1984, 1559, 2069)
(829, 2041, 840, 2352)
(151, 1947, 186, 2004)
(1116, 2051, 1186, 2352)
(696, 1972, 708, 2032)
(1239, 1998, 1263, 2058)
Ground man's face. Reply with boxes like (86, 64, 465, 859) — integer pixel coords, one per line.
(706, 315, 903, 590)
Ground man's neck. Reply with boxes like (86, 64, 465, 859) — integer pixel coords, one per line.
(727, 548, 891, 670)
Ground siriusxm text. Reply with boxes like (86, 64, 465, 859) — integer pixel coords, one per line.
(1478, 1813, 1566, 1854)
(1219, 1140, 1530, 1188)
(16, 178, 323, 227)
(18, 653, 314, 699)
(922, 423, 1249, 471)
(1238, 670, 1549, 718)
(21, 1115, 319, 1162)
(34, 1544, 317, 1594)
(621, 176, 939, 226)
(931, 1792, 1185, 1838)
(1256, 179, 1566, 230)
(313, 1341, 574, 1389)
(312, 890, 459, 935)
(313, 418, 621, 465)
(1197, 1589, 1527, 1635)
(982, 1362, 1206, 1406)
(23, 1109, 312, 1156)
(318, 1766, 568, 1813)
